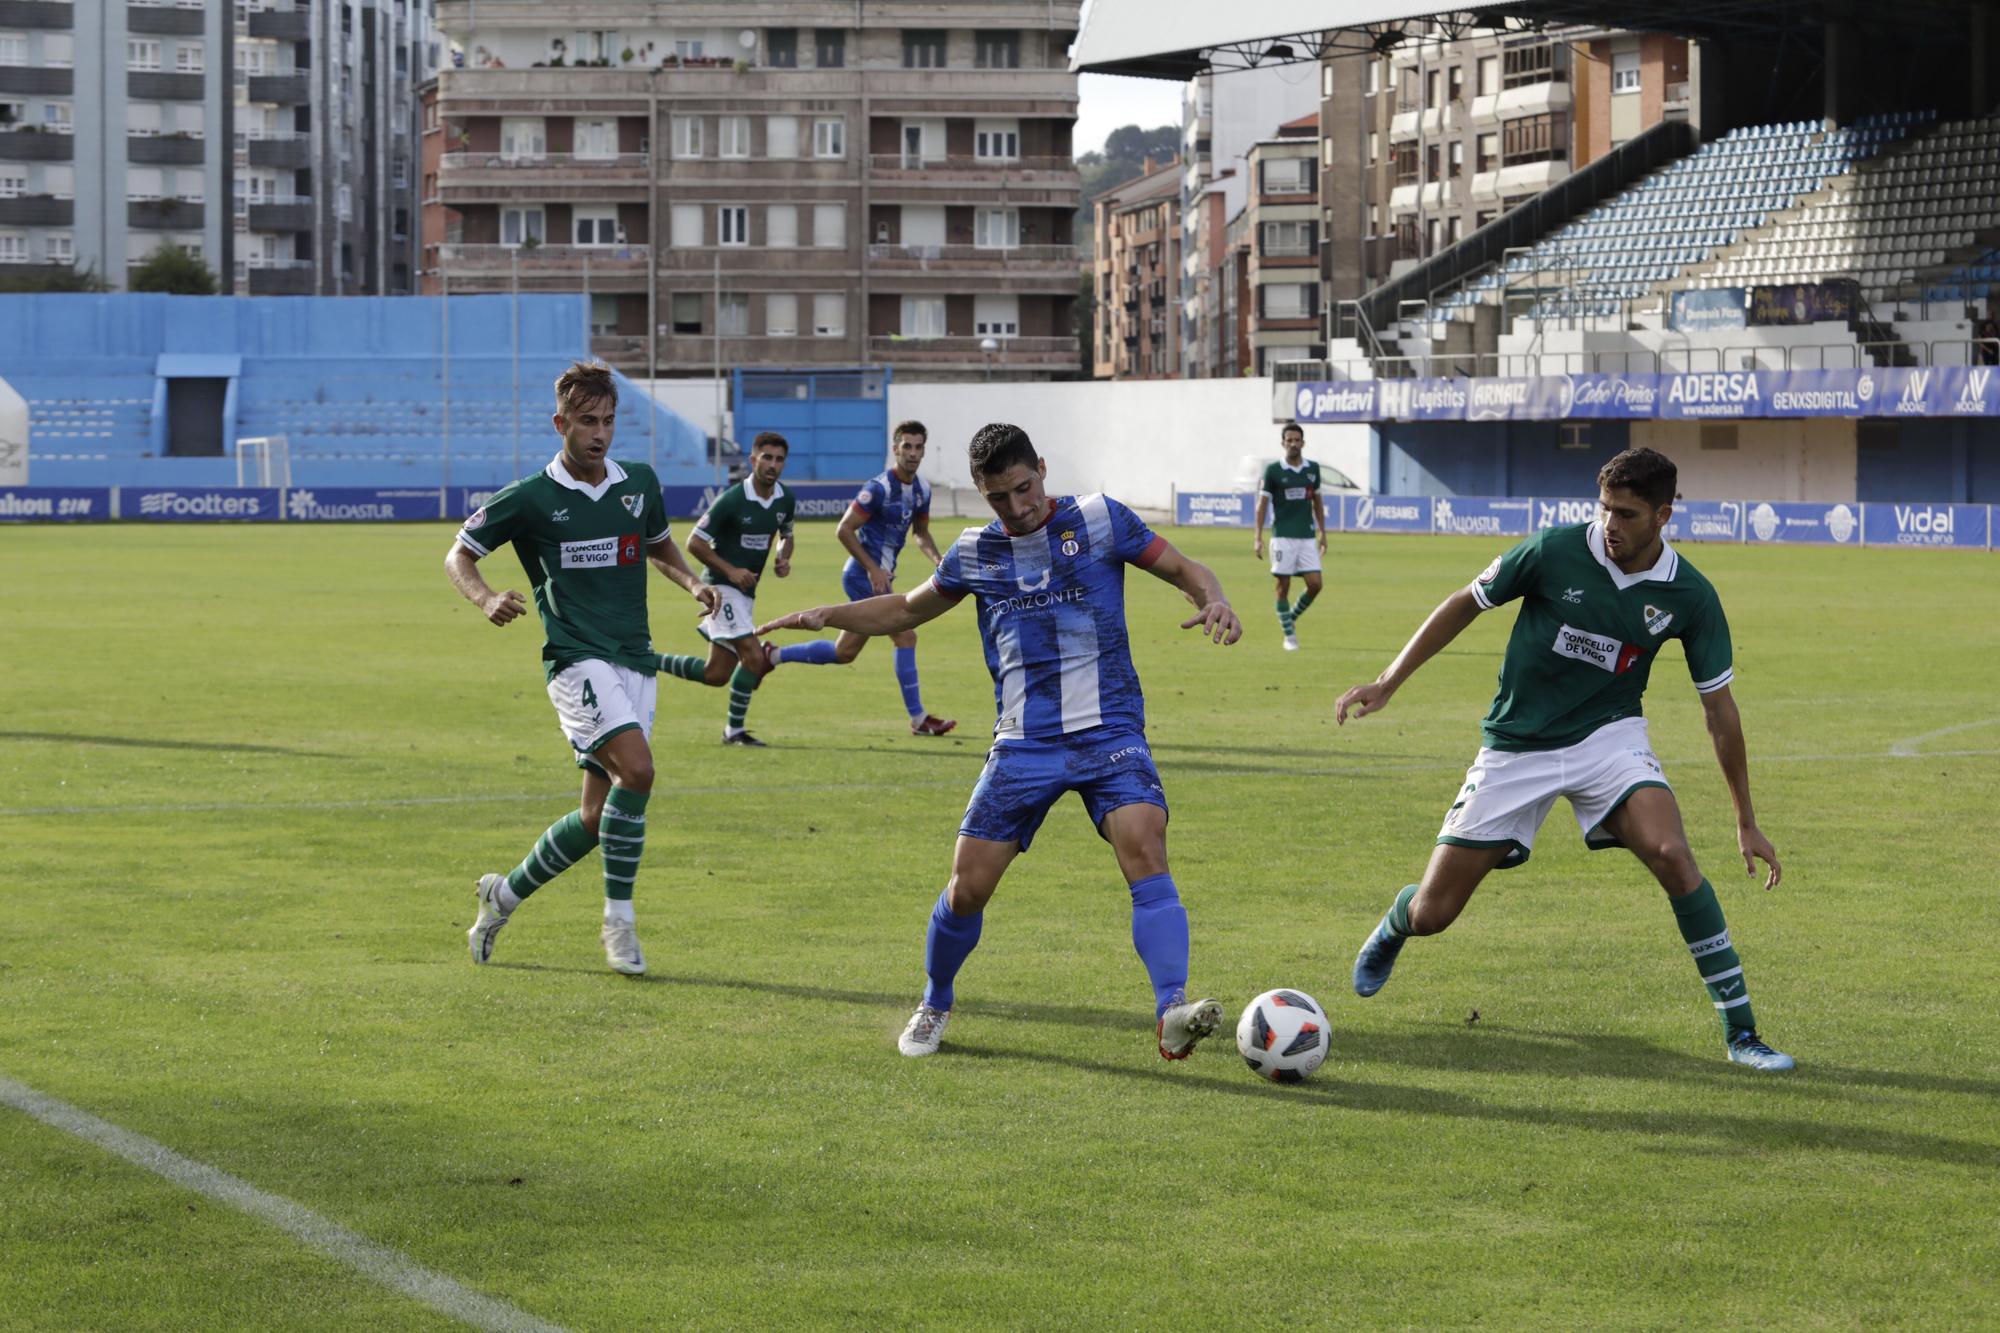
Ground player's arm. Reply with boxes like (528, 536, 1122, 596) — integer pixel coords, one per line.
(758, 578, 957, 639)
(686, 528, 755, 593)
(1699, 684, 1782, 889)
(911, 511, 943, 567)
(774, 521, 794, 579)
(1252, 492, 1269, 558)
(838, 500, 892, 593)
(646, 532, 721, 613)
(1140, 540, 1242, 645)
(1335, 587, 1484, 723)
(1311, 489, 1328, 553)
(443, 541, 528, 627)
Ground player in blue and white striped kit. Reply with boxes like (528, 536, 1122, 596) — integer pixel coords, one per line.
(767, 420, 956, 735)
(760, 423, 1243, 1061)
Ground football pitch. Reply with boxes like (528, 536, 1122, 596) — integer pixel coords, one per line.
(2, 520, 1996, 1330)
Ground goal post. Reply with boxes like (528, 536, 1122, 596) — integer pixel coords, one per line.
(236, 435, 291, 489)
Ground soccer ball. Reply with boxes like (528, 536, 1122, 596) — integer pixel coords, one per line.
(1236, 989, 1331, 1083)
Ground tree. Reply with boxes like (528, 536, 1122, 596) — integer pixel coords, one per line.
(127, 243, 218, 295)
(1074, 123, 1180, 260)
(0, 263, 108, 293)
(1102, 124, 1179, 169)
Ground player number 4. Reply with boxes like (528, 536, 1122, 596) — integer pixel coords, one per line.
(582, 680, 600, 708)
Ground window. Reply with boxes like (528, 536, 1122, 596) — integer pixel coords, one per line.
(1368, 204, 1381, 237)
(500, 206, 545, 246)
(975, 295, 1019, 337)
(1612, 51, 1641, 95)
(1476, 209, 1497, 229)
(718, 293, 749, 337)
(1449, 140, 1464, 179)
(1502, 113, 1567, 165)
(1365, 59, 1380, 96)
(0, 100, 22, 126)
(1368, 131, 1379, 163)
(1426, 217, 1441, 254)
(174, 103, 201, 137)
(1262, 157, 1310, 194)
(1477, 133, 1499, 173)
(44, 32, 72, 68)
(766, 116, 798, 159)
(1261, 283, 1311, 319)
(766, 29, 797, 68)
(1322, 137, 1332, 168)
(765, 204, 798, 247)
(813, 292, 845, 336)
(574, 207, 619, 246)
(1425, 145, 1439, 182)
(0, 233, 24, 263)
(175, 44, 203, 73)
(900, 296, 946, 338)
(336, 183, 352, 219)
(674, 39, 703, 61)
(974, 207, 1018, 249)
(1425, 69, 1440, 110)
(575, 119, 616, 159)
(670, 203, 701, 246)
(0, 171, 21, 198)
(127, 102, 163, 137)
(590, 294, 618, 336)
(814, 30, 845, 68)
(1393, 144, 1417, 186)
(671, 116, 702, 159)
(1477, 55, 1499, 98)
(1322, 65, 1333, 98)
(0, 34, 24, 67)
(126, 167, 164, 201)
(128, 40, 162, 71)
(812, 117, 844, 158)
(717, 206, 748, 246)
(902, 30, 946, 68)
(719, 116, 750, 158)
(811, 203, 844, 248)
(500, 117, 545, 159)
(1446, 215, 1462, 246)
(1449, 66, 1464, 103)
(670, 292, 701, 334)
(1503, 44, 1559, 89)
(47, 232, 71, 263)
(765, 293, 797, 336)
(1262, 220, 1312, 257)
(975, 122, 1019, 161)
(975, 31, 1019, 69)
(37, 166, 70, 199)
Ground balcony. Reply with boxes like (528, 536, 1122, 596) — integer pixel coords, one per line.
(246, 198, 312, 230)
(867, 335, 1076, 369)
(658, 248, 851, 275)
(128, 72, 205, 101)
(865, 243, 1079, 293)
(0, 1, 74, 28)
(0, 194, 71, 225)
(437, 151, 651, 202)
(590, 333, 647, 363)
(867, 155, 1079, 207)
(129, 133, 206, 165)
(247, 134, 309, 169)
(247, 74, 310, 105)
(246, 260, 314, 295)
(128, 198, 204, 229)
(0, 66, 72, 96)
(436, 242, 651, 290)
(0, 128, 72, 160)
(128, 4, 204, 34)
(861, 69, 1080, 114)
(247, 7, 310, 40)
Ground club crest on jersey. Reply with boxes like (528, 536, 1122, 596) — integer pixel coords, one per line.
(1643, 603, 1673, 635)
(1059, 528, 1079, 557)
(621, 494, 645, 518)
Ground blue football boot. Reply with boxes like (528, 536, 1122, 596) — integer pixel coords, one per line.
(1352, 919, 1408, 997)
(1726, 1030, 1796, 1071)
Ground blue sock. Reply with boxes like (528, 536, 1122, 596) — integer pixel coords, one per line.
(921, 889, 982, 1012)
(1128, 873, 1190, 1018)
(894, 646, 924, 718)
(776, 640, 840, 666)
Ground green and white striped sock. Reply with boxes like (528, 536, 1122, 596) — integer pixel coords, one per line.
(598, 786, 649, 904)
(1275, 600, 1296, 636)
(1293, 588, 1317, 619)
(1671, 879, 1757, 1038)
(725, 665, 757, 734)
(503, 810, 598, 904)
(657, 653, 706, 682)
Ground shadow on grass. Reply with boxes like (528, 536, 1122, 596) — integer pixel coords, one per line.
(0, 730, 346, 759)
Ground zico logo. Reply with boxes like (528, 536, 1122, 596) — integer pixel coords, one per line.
(559, 534, 642, 568)
(1552, 623, 1643, 674)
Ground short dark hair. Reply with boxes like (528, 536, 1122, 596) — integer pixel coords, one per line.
(892, 419, 928, 444)
(554, 360, 617, 415)
(1597, 447, 1676, 508)
(1280, 423, 1304, 440)
(750, 430, 789, 454)
(967, 422, 1038, 478)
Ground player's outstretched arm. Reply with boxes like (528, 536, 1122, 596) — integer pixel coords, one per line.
(759, 580, 957, 639)
(1141, 541, 1242, 645)
(646, 536, 721, 614)
(443, 542, 527, 626)
(1335, 587, 1482, 723)
(1700, 684, 1782, 889)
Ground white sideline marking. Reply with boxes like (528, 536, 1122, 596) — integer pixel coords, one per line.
(1887, 718, 2000, 758)
(0, 1074, 566, 1333)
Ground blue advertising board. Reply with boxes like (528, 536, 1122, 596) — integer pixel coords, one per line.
(1375, 378, 1470, 422)
(1859, 501, 1989, 548)
(1531, 497, 1601, 531)
(1663, 499, 1744, 544)
(1669, 287, 1748, 332)
(1339, 494, 1432, 534)
(283, 487, 442, 521)
(1431, 496, 1532, 537)
(1743, 500, 1863, 545)
(0, 486, 112, 522)
(127, 486, 281, 522)
(1175, 491, 1254, 527)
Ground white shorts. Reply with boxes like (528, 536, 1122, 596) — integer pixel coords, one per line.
(1270, 536, 1322, 575)
(1437, 716, 1671, 868)
(696, 585, 756, 645)
(548, 659, 657, 770)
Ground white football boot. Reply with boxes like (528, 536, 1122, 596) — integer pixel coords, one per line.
(898, 1004, 950, 1057)
(601, 918, 647, 976)
(467, 874, 510, 964)
(1157, 995, 1224, 1060)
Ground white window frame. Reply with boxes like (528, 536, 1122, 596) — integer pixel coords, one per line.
(764, 293, 797, 337)
(766, 115, 798, 160)
(126, 166, 165, 202)
(671, 115, 702, 159)
(575, 118, 616, 160)
(811, 203, 844, 249)
(0, 34, 25, 67)
(812, 292, 845, 337)
(718, 115, 751, 159)
(175, 44, 203, 73)
(589, 293, 618, 336)
(717, 205, 748, 247)
(674, 39, 703, 60)
(128, 40, 162, 71)
(43, 32, 72, 68)
(974, 294, 1020, 337)
(1263, 220, 1313, 257)
(1262, 157, 1309, 194)
(42, 102, 70, 133)
(717, 293, 750, 337)
(0, 170, 23, 199)
(670, 203, 702, 247)
(765, 204, 798, 248)
(974, 207, 1019, 250)
(974, 124, 1019, 162)
(46, 231, 73, 263)
(127, 102, 163, 137)
(500, 206, 546, 247)
(1612, 51, 1641, 95)
(1262, 282, 1310, 319)
(899, 295, 945, 339)
(500, 117, 545, 160)
(0, 233, 26, 264)
(573, 206, 619, 247)
(812, 117, 844, 159)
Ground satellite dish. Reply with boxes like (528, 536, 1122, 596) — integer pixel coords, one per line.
(738, 29, 758, 50)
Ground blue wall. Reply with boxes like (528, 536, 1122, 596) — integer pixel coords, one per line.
(0, 294, 712, 489)
(1374, 419, 1633, 497)
(1856, 418, 2000, 502)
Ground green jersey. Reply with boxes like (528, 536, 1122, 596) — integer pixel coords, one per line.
(1470, 522, 1734, 752)
(457, 456, 672, 680)
(691, 480, 795, 586)
(1261, 459, 1323, 538)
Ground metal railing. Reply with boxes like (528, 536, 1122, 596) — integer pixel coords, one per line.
(440, 151, 649, 171)
(1272, 337, 2000, 381)
(866, 154, 1073, 175)
(865, 242, 1076, 265)
(438, 243, 649, 268)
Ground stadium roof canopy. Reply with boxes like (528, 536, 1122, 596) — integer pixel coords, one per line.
(1071, 0, 1974, 79)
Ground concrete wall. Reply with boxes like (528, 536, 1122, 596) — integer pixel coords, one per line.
(1630, 418, 1857, 500)
(1377, 419, 1633, 496)
(886, 378, 1372, 509)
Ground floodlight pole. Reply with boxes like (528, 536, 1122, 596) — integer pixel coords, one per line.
(511, 247, 521, 480)
(441, 268, 452, 496)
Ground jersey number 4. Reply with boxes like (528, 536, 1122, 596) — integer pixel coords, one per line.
(581, 680, 600, 708)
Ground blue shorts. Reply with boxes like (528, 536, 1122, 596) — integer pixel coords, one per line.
(840, 561, 875, 603)
(959, 727, 1167, 852)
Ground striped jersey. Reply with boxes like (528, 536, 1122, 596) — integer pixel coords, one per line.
(847, 468, 931, 571)
(929, 493, 1168, 743)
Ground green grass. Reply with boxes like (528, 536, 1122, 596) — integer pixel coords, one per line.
(1, 522, 1996, 1330)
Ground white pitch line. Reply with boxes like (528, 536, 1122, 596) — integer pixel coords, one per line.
(0, 1074, 565, 1333)
(1887, 718, 2000, 758)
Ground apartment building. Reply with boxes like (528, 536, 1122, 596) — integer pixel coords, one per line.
(1243, 117, 1322, 373)
(425, 2, 1082, 380)
(1090, 159, 1178, 379)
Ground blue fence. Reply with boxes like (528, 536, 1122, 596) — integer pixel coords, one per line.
(1173, 491, 1994, 549)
